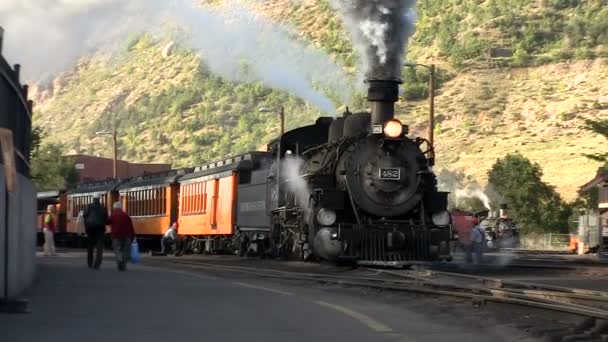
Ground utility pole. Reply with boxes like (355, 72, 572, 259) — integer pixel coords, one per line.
(429, 64, 436, 164)
(404, 62, 436, 164)
(429, 64, 436, 148)
(258, 106, 286, 207)
(96, 130, 119, 179)
(112, 129, 117, 179)
(279, 106, 285, 137)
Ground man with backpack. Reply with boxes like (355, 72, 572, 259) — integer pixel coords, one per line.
(83, 194, 108, 269)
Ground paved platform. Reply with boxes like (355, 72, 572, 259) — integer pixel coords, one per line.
(0, 254, 535, 342)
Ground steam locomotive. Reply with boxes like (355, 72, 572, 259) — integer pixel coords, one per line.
(45, 79, 452, 265)
(268, 80, 451, 265)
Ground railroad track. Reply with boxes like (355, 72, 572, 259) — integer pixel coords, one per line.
(144, 257, 608, 324)
(501, 248, 573, 255)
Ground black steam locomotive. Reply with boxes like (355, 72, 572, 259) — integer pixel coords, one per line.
(267, 80, 451, 265)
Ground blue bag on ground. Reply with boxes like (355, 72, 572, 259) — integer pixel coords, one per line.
(130, 239, 140, 264)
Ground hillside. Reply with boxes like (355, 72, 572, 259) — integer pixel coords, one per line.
(32, 0, 608, 201)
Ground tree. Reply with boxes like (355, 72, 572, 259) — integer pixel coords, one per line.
(574, 118, 608, 209)
(30, 127, 79, 191)
(573, 186, 599, 211)
(582, 118, 608, 166)
(488, 153, 572, 234)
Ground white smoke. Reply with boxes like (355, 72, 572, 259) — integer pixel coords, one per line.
(175, 1, 354, 113)
(455, 188, 492, 211)
(0, 0, 168, 80)
(330, 0, 417, 81)
(0, 0, 353, 113)
(281, 155, 311, 210)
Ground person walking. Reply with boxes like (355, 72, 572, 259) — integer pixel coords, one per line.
(83, 194, 108, 269)
(469, 223, 486, 265)
(42, 204, 57, 256)
(160, 222, 178, 255)
(464, 217, 477, 264)
(107, 202, 135, 271)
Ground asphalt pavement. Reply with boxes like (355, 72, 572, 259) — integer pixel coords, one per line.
(0, 253, 535, 342)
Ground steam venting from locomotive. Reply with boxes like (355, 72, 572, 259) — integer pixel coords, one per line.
(455, 188, 492, 211)
(282, 156, 311, 210)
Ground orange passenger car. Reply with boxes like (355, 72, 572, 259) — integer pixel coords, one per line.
(178, 153, 272, 253)
(118, 169, 191, 239)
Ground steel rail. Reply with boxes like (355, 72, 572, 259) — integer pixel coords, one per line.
(144, 258, 608, 320)
(383, 269, 608, 298)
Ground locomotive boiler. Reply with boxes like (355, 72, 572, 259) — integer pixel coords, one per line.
(269, 79, 452, 265)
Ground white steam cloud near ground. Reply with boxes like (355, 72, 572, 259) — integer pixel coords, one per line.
(281, 155, 311, 211)
(0, 0, 353, 114)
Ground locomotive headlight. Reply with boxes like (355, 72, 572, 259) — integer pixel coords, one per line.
(316, 208, 337, 226)
(384, 119, 403, 138)
(431, 211, 450, 226)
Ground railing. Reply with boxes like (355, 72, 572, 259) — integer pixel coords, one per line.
(0, 26, 33, 176)
(520, 233, 572, 251)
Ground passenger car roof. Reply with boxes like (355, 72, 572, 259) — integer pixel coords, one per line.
(67, 179, 124, 195)
(179, 152, 271, 183)
(117, 168, 194, 191)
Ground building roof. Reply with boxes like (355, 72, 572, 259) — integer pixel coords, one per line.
(37, 190, 63, 199)
(66, 154, 171, 182)
(581, 170, 608, 192)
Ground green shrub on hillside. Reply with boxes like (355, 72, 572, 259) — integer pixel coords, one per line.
(412, 0, 608, 68)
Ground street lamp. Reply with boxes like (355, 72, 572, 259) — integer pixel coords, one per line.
(259, 106, 285, 136)
(96, 130, 118, 179)
(404, 62, 436, 162)
(259, 106, 286, 206)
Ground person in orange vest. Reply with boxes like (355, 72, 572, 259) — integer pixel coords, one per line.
(42, 204, 57, 256)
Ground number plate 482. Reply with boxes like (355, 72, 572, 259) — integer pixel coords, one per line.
(379, 168, 401, 180)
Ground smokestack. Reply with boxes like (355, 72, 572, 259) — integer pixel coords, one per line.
(367, 79, 401, 129)
(499, 203, 508, 218)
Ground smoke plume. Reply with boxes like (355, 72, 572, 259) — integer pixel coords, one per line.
(0, 0, 352, 113)
(455, 188, 492, 211)
(330, 0, 417, 81)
